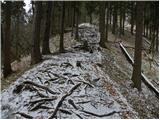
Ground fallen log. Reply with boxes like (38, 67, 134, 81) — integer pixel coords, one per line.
(80, 110, 120, 117)
(119, 42, 159, 98)
(49, 83, 81, 119)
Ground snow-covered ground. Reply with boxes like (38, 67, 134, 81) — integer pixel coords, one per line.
(1, 23, 158, 119)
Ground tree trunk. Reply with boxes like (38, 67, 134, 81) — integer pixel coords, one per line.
(3, 1, 12, 78)
(16, 15, 20, 61)
(131, 2, 144, 91)
(99, 2, 106, 48)
(31, 2, 42, 64)
(119, 2, 123, 37)
(112, 3, 117, 34)
(89, 13, 92, 24)
(122, 3, 125, 35)
(130, 2, 134, 35)
(71, 3, 75, 37)
(42, 1, 52, 55)
(75, 2, 79, 40)
(59, 2, 65, 53)
(105, 2, 109, 41)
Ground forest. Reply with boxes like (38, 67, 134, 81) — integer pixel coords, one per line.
(1, 1, 159, 119)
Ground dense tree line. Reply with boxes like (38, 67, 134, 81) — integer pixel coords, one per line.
(1, 1, 159, 91)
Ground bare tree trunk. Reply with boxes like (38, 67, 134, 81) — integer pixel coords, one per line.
(112, 3, 117, 34)
(59, 2, 65, 53)
(131, 2, 144, 91)
(75, 2, 79, 40)
(42, 1, 52, 55)
(3, 1, 12, 78)
(31, 2, 42, 64)
(15, 14, 20, 61)
(71, 2, 75, 37)
(106, 2, 109, 41)
(119, 2, 123, 37)
(99, 2, 106, 48)
(89, 13, 92, 24)
(130, 3, 134, 35)
(122, 3, 125, 35)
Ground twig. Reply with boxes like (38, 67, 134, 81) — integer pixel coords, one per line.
(49, 83, 81, 119)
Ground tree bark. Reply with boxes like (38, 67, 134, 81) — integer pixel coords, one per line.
(31, 2, 42, 64)
(3, 1, 12, 78)
(131, 2, 144, 91)
(59, 2, 65, 53)
(99, 2, 106, 48)
(42, 1, 52, 55)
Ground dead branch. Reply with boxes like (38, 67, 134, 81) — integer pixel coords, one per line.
(81, 110, 120, 117)
(49, 83, 81, 119)
(13, 112, 33, 119)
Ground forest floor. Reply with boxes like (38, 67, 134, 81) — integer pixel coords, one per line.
(1, 23, 159, 119)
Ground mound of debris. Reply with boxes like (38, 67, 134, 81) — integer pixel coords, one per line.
(1, 23, 139, 119)
(73, 23, 101, 53)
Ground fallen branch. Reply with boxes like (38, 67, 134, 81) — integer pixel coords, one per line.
(13, 112, 33, 119)
(49, 83, 81, 119)
(81, 110, 120, 117)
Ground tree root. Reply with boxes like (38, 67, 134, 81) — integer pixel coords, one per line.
(80, 110, 120, 117)
(49, 83, 81, 119)
(24, 81, 60, 95)
(29, 97, 57, 105)
(13, 112, 33, 119)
